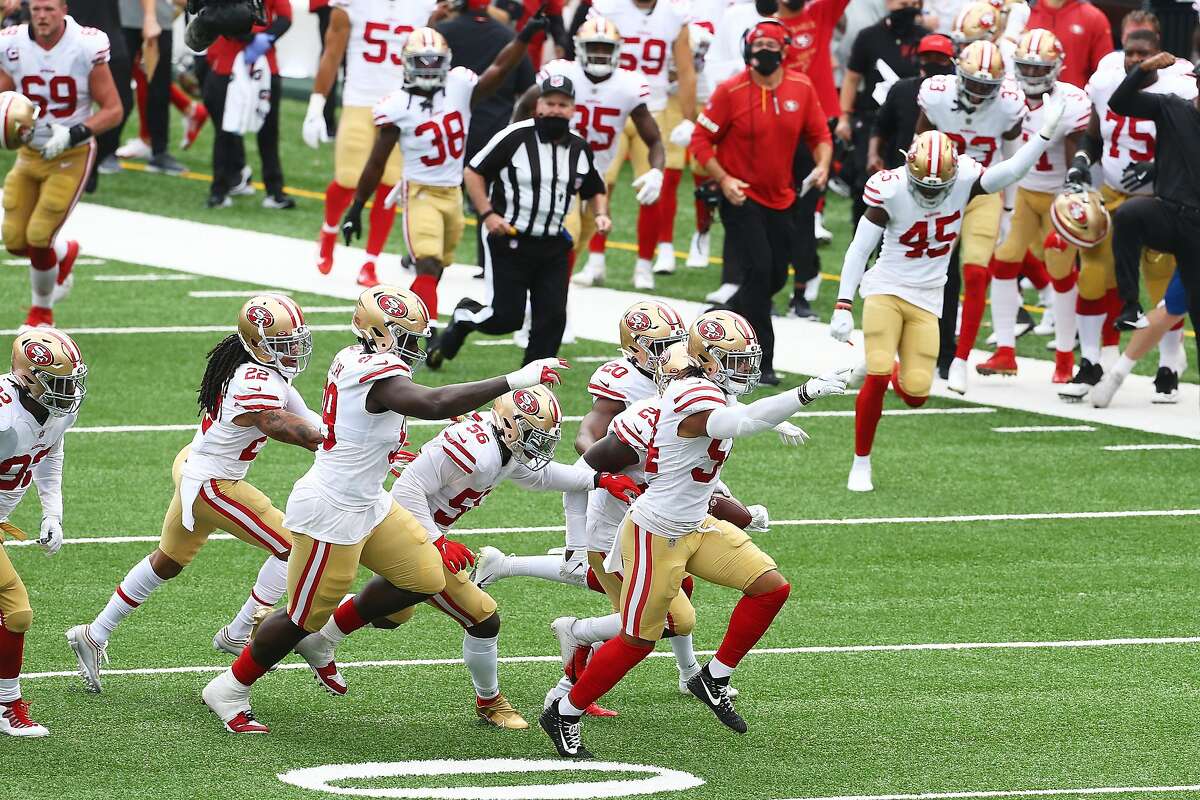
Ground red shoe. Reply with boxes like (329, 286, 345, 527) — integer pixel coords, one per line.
(0, 699, 49, 737)
(565, 644, 619, 717)
(357, 261, 379, 287)
(975, 346, 1018, 376)
(23, 306, 53, 329)
(183, 102, 208, 151)
(316, 230, 336, 275)
(584, 702, 619, 718)
(52, 240, 79, 302)
(1052, 350, 1074, 384)
(223, 710, 270, 734)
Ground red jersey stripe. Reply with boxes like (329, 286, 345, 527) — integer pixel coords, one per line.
(442, 446, 473, 474)
(443, 434, 477, 463)
(674, 395, 726, 413)
(359, 363, 410, 383)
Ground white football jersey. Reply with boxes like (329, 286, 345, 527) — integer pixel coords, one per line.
(860, 155, 985, 317)
(374, 66, 476, 187)
(0, 17, 110, 138)
(586, 357, 658, 407)
(1087, 65, 1197, 197)
(629, 377, 733, 539)
(586, 397, 655, 552)
(0, 374, 76, 522)
(687, 0, 724, 102)
(538, 59, 649, 175)
(919, 73, 1026, 167)
(1015, 83, 1091, 193)
(589, 0, 690, 112)
(332, 0, 437, 107)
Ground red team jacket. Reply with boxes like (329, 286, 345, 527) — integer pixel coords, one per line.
(206, 0, 292, 76)
(780, 0, 851, 121)
(1026, 0, 1113, 90)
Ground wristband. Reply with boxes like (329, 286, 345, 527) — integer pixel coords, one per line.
(480, 209, 499, 223)
(67, 124, 93, 146)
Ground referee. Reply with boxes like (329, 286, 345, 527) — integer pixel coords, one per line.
(427, 75, 610, 368)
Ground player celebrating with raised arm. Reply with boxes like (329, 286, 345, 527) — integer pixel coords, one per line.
(831, 103, 1067, 493)
(201, 286, 569, 734)
(0, 329, 85, 736)
(68, 296, 322, 693)
(0, 0, 122, 329)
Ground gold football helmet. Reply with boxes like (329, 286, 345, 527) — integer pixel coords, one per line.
(951, 2, 1000, 46)
(402, 27, 452, 91)
(906, 130, 959, 208)
(10, 328, 86, 417)
(687, 310, 761, 396)
(1050, 188, 1110, 249)
(1013, 28, 1063, 95)
(0, 91, 37, 150)
(575, 16, 622, 78)
(490, 384, 562, 470)
(352, 285, 432, 364)
(956, 39, 1006, 106)
(619, 300, 686, 372)
(653, 340, 695, 393)
(236, 294, 312, 378)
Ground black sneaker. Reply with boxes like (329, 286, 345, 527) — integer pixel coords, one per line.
(1115, 301, 1148, 331)
(686, 663, 746, 733)
(206, 194, 231, 209)
(539, 705, 593, 759)
(1058, 358, 1102, 403)
(263, 193, 296, 210)
(146, 152, 186, 175)
(759, 369, 781, 387)
(788, 295, 819, 321)
(1152, 366, 1180, 404)
(1014, 306, 1034, 338)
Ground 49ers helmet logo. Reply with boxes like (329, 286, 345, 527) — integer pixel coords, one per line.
(513, 389, 540, 415)
(377, 294, 408, 318)
(245, 305, 274, 327)
(698, 320, 726, 341)
(1067, 200, 1087, 224)
(625, 311, 653, 332)
(23, 342, 53, 366)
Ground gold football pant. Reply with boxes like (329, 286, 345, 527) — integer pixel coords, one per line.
(563, 194, 599, 258)
(960, 191, 1003, 267)
(377, 563, 498, 629)
(587, 549, 696, 635)
(863, 294, 940, 398)
(335, 105, 402, 189)
(2, 141, 94, 251)
(0, 535, 31, 634)
(402, 182, 464, 266)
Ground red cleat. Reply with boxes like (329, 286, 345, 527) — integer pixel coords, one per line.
(223, 710, 270, 734)
(183, 102, 208, 151)
(975, 346, 1018, 376)
(23, 306, 53, 329)
(316, 231, 336, 275)
(585, 702, 619, 718)
(52, 240, 79, 303)
(0, 699, 48, 737)
(357, 261, 379, 287)
(1052, 350, 1074, 384)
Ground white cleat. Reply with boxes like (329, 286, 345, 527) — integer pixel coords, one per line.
(686, 232, 710, 267)
(947, 358, 969, 395)
(212, 626, 248, 657)
(847, 361, 869, 390)
(847, 457, 873, 493)
(561, 316, 576, 345)
(0, 700, 48, 737)
(1034, 306, 1055, 336)
(472, 545, 510, 589)
(551, 616, 581, 669)
(294, 631, 347, 696)
(65, 624, 107, 693)
(1090, 370, 1125, 408)
(705, 283, 739, 305)
(814, 212, 833, 245)
(571, 265, 601, 286)
(513, 324, 530, 351)
(115, 136, 152, 160)
(633, 259, 655, 290)
(202, 670, 269, 733)
(652, 242, 676, 275)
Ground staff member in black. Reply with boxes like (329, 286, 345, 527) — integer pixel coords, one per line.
(428, 75, 610, 368)
(1108, 50, 1200, 370)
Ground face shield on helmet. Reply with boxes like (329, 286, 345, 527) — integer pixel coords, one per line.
(29, 364, 88, 416)
(402, 29, 451, 91)
(688, 312, 763, 396)
(11, 331, 87, 417)
(238, 295, 313, 379)
(491, 387, 562, 471)
(258, 326, 313, 378)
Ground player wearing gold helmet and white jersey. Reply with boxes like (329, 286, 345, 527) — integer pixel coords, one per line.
(0, 0, 123, 329)
(201, 286, 571, 734)
(0, 328, 85, 736)
(831, 105, 1066, 493)
(68, 296, 323, 695)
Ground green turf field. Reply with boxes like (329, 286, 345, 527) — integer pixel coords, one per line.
(2, 251, 1199, 800)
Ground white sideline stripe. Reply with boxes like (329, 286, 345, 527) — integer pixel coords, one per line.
(22, 636, 1200, 680)
(992, 425, 1096, 433)
(7, 509, 1199, 549)
(1104, 444, 1200, 451)
(475, 339, 515, 346)
(188, 290, 291, 298)
(0, 324, 347, 336)
(4, 257, 106, 266)
(69, 424, 195, 434)
(780, 785, 1200, 800)
(92, 273, 195, 282)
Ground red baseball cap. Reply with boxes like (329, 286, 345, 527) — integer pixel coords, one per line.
(746, 20, 790, 47)
(918, 34, 954, 57)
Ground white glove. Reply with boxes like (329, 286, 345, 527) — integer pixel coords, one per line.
(1037, 94, 1065, 140)
(506, 357, 569, 389)
(40, 123, 71, 160)
(632, 168, 664, 205)
(745, 504, 770, 533)
(774, 420, 809, 446)
(302, 93, 330, 149)
(669, 119, 695, 148)
(829, 308, 854, 342)
(798, 367, 852, 404)
(383, 182, 404, 210)
(39, 516, 63, 556)
(559, 550, 587, 582)
(998, 207, 1013, 245)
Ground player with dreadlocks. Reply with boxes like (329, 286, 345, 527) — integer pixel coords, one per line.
(67, 295, 324, 693)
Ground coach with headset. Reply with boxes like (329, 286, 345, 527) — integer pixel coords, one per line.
(690, 19, 832, 385)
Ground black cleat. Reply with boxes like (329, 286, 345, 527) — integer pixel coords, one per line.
(1015, 306, 1034, 338)
(1152, 366, 1180, 404)
(539, 705, 593, 759)
(1058, 358, 1102, 403)
(687, 664, 747, 733)
(1115, 301, 1148, 331)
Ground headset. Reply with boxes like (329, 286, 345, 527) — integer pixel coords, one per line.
(740, 18, 792, 64)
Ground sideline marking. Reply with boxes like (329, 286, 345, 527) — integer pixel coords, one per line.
(779, 784, 1200, 800)
(92, 273, 195, 282)
(1104, 444, 1200, 451)
(188, 290, 290, 298)
(0, 324, 348, 336)
(992, 426, 1096, 433)
(5, 257, 106, 266)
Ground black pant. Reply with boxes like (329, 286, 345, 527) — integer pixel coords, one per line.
(847, 113, 874, 226)
(74, 0, 127, 188)
(938, 247, 962, 371)
(446, 233, 571, 364)
(115, 27, 173, 156)
(722, 198, 794, 374)
(315, 5, 340, 136)
(789, 146, 821, 297)
(202, 70, 285, 198)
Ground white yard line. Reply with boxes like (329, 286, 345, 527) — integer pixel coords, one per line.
(92, 273, 196, 282)
(69, 424, 194, 434)
(0, 324, 347, 336)
(992, 426, 1096, 433)
(1104, 444, 1200, 451)
(4, 257, 106, 266)
(779, 785, 1200, 800)
(474, 338, 516, 346)
(187, 290, 290, 298)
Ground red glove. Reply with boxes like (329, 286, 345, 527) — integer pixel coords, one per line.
(388, 447, 419, 478)
(596, 472, 642, 504)
(433, 536, 475, 573)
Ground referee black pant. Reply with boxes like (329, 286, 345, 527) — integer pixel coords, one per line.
(441, 232, 571, 365)
(721, 197, 794, 374)
(202, 70, 285, 199)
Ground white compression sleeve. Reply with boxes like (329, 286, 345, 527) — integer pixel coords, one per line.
(704, 391, 803, 440)
(32, 437, 64, 519)
(980, 133, 1053, 194)
(836, 215, 885, 301)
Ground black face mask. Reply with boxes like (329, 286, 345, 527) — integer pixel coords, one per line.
(887, 6, 921, 33)
(535, 115, 570, 141)
(755, 0, 779, 16)
(921, 61, 954, 77)
(781, 0, 806, 10)
(749, 48, 783, 76)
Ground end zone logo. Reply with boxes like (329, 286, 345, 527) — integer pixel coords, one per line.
(514, 389, 540, 415)
(378, 293, 408, 317)
(23, 342, 53, 366)
(625, 311, 653, 332)
(698, 320, 726, 341)
(245, 305, 274, 327)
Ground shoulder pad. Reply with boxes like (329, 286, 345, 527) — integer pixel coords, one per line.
(864, 167, 904, 207)
(449, 65, 478, 86)
(917, 75, 954, 110)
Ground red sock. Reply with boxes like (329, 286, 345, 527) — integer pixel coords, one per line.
(1051, 271, 1077, 294)
(333, 597, 368, 635)
(854, 374, 888, 456)
(1102, 288, 1121, 348)
(658, 168, 682, 245)
(681, 575, 694, 598)
(366, 184, 397, 259)
(589, 231, 607, 254)
(1171, 318, 1185, 332)
(1022, 252, 1050, 290)
(636, 203, 658, 260)
(956, 264, 991, 359)
(989, 256, 1021, 280)
(29, 247, 55, 270)
(324, 181, 356, 229)
(566, 636, 652, 709)
(410, 273, 439, 320)
(693, 173, 712, 233)
(231, 647, 270, 686)
(0, 627, 23, 679)
(713, 583, 791, 670)
(132, 65, 150, 142)
(170, 82, 192, 113)
(585, 567, 607, 595)
(816, 194, 826, 213)
(890, 364, 927, 408)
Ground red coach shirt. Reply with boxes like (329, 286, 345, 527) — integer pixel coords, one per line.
(1027, 0, 1112, 89)
(780, 0, 850, 120)
(207, 0, 292, 76)
(690, 68, 832, 210)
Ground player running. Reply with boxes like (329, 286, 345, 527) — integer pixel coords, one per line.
(0, 328, 86, 736)
(0, 0, 122, 329)
(67, 296, 322, 692)
(200, 286, 569, 733)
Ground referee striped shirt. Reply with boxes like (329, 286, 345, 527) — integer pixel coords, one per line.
(467, 119, 606, 238)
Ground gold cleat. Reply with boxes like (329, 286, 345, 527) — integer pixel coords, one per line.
(476, 695, 529, 730)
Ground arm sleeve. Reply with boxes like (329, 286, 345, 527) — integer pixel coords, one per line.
(690, 84, 729, 166)
(980, 133, 1054, 194)
(1108, 66, 1162, 121)
(563, 486, 590, 551)
(510, 460, 595, 492)
(836, 214, 885, 301)
(704, 390, 804, 439)
(32, 437, 64, 520)
(285, 385, 322, 429)
(264, 0, 292, 38)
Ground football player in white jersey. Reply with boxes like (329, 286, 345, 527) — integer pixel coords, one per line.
(303, 0, 437, 285)
(201, 286, 569, 733)
(0, 0, 122, 329)
(287, 385, 640, 729)
(977, 29, 1089, 381)
(0, 328, 85, 736)
(915, 39, 1026, 394)
(67, 296, 323, 693)
(540, 310, 848, 759)
(830, 109, 1066, 493)
(342, 22, 542, 314)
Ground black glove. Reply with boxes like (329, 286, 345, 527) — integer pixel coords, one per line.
(1065, 152, 1091, 188)
(1120, 161, 1155, 192)
(342, 200, 364, 245)
(694, 179, 721, 210)
(517, 4, 549, 42)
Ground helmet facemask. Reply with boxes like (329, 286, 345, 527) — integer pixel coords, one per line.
(244, 324, 312, 378)
(957, 72, 1001, 107)
(908, 170, 955, 209)
(630, 330, 687, 373)
(388, 323, 430, 367)
(709, 345, 762, 396)
(580, 40, 619, 77)
(404, 52, 450, 91)
(508, 417, 561, 471)
(28, 363, 87, 417)
(1014, 59, 1057, 96)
